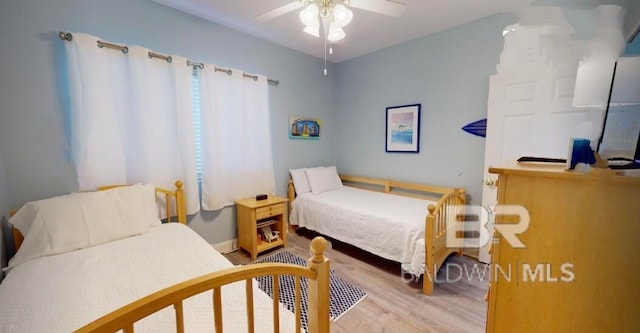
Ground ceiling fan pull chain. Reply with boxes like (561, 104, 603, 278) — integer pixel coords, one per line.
(324, 34, 328, 76)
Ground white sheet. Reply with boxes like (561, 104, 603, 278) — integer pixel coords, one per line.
(0, 223, 295, 332)
(290, 187, 435, 276)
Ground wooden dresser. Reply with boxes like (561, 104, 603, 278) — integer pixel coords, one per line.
(486, 162, 640, 332)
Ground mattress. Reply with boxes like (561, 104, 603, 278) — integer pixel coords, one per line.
(290, 186, 435, 276)
(0, 223, 295, 332)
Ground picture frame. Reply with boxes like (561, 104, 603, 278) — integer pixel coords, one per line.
(385, 104, 421, 153)
(289, 116, 321, 140)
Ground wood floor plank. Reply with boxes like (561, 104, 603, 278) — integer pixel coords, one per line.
(224, 229, 488, 333)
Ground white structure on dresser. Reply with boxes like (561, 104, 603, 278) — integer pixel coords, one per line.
(479, 5, 626, 263)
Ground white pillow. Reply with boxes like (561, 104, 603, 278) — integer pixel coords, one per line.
(7, 183, 160, 269)
(289, 168, 312, 195)
(306, 166, 343, 194)
(140, 183, 162, 228)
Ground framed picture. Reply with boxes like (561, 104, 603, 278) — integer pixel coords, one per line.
(289, 116, 321, 140)
(386, 104, 421, 153)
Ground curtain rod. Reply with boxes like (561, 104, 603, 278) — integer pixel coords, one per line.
(212, 67, 279, 86)
(97, 40, 128, 53)
(59, 31, 280, 87)
(149, 51, 172, 63)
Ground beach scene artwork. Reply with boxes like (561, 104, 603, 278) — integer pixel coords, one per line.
(391, 112, 415, 144)
(386, 104, 420, 153)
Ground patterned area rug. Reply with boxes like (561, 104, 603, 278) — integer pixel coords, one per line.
(251, 251, 367, 332)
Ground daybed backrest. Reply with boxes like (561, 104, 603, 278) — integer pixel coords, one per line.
(288, 173, 462, 204)
(75, 237, 331, 333)
(339, 174, 458, 200)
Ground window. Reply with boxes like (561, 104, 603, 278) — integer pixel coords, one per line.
(192, 71, 202, 184)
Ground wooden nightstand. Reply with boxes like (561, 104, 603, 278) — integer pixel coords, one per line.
(235, 195, 288, 259)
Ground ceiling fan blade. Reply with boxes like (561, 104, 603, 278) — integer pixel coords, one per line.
(348, 0, 407, 18)
(256, 1, 305, 22)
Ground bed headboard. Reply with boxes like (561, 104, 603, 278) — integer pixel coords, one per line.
(11, 180, 187, 253)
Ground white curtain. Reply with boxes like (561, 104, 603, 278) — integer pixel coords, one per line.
(64, 33, 199, 215)
(199, 66, 275, 210)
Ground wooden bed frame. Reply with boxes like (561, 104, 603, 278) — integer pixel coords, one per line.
(75, 237, 330, 333)
(288, 174, 466, 295)
(9, 181, 331, 333)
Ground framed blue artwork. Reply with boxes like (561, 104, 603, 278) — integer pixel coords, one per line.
(386, 104, 421, 153)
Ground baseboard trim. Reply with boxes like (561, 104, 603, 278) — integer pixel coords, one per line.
(213, 238, 238, 254)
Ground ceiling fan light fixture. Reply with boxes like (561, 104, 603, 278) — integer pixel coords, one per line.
(333, 4, 353, 27)
(327, 22, 346, 42)
(303, 24, 320, 37)
(299, 4, 319, 27)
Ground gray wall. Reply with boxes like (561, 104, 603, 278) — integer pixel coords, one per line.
(623, 0, 640, 41)
(0, 0, 338, 245)
(333, 2, 634, 206)
(334, 14, 519, 204)
(0, 147, 9, 280)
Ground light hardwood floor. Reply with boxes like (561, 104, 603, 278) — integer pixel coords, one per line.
(224, 229, 489, 333)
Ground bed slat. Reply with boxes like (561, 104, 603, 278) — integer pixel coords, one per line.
(165, 193, 171, 223)
(245, 278, 255, 333)
(174, 301, 184, 333)
(295, 276, 302, 333)
(213, 287, 223, 333)
(273, 275, 280, 333)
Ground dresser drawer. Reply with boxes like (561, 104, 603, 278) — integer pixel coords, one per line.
(255, 204, 284, 220)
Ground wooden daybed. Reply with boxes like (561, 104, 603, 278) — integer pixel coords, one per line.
(288, 174, 466, 295)
(0, 181, 330, 333)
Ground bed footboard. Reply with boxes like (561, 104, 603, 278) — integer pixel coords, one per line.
(423, 189, 466, 295)
(75, 237, 331, 333)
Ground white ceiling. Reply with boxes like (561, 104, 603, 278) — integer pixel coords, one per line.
(151, 0, 535, 62)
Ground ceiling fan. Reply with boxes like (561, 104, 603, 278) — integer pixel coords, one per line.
(257, 0, 407, 39)
(257, 0, 407, 22)
(257, 0, 406, 75)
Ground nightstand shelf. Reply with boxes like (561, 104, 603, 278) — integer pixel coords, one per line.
(256, 218, 279, 228)
(235, 195, 288, 260)
(256, 237, 284, 253)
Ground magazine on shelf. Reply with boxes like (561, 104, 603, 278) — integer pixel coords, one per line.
(256, 219, 277, 228)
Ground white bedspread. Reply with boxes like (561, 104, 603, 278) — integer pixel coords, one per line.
(0, 223, 295, 333)
(290, 187, 435, 276)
